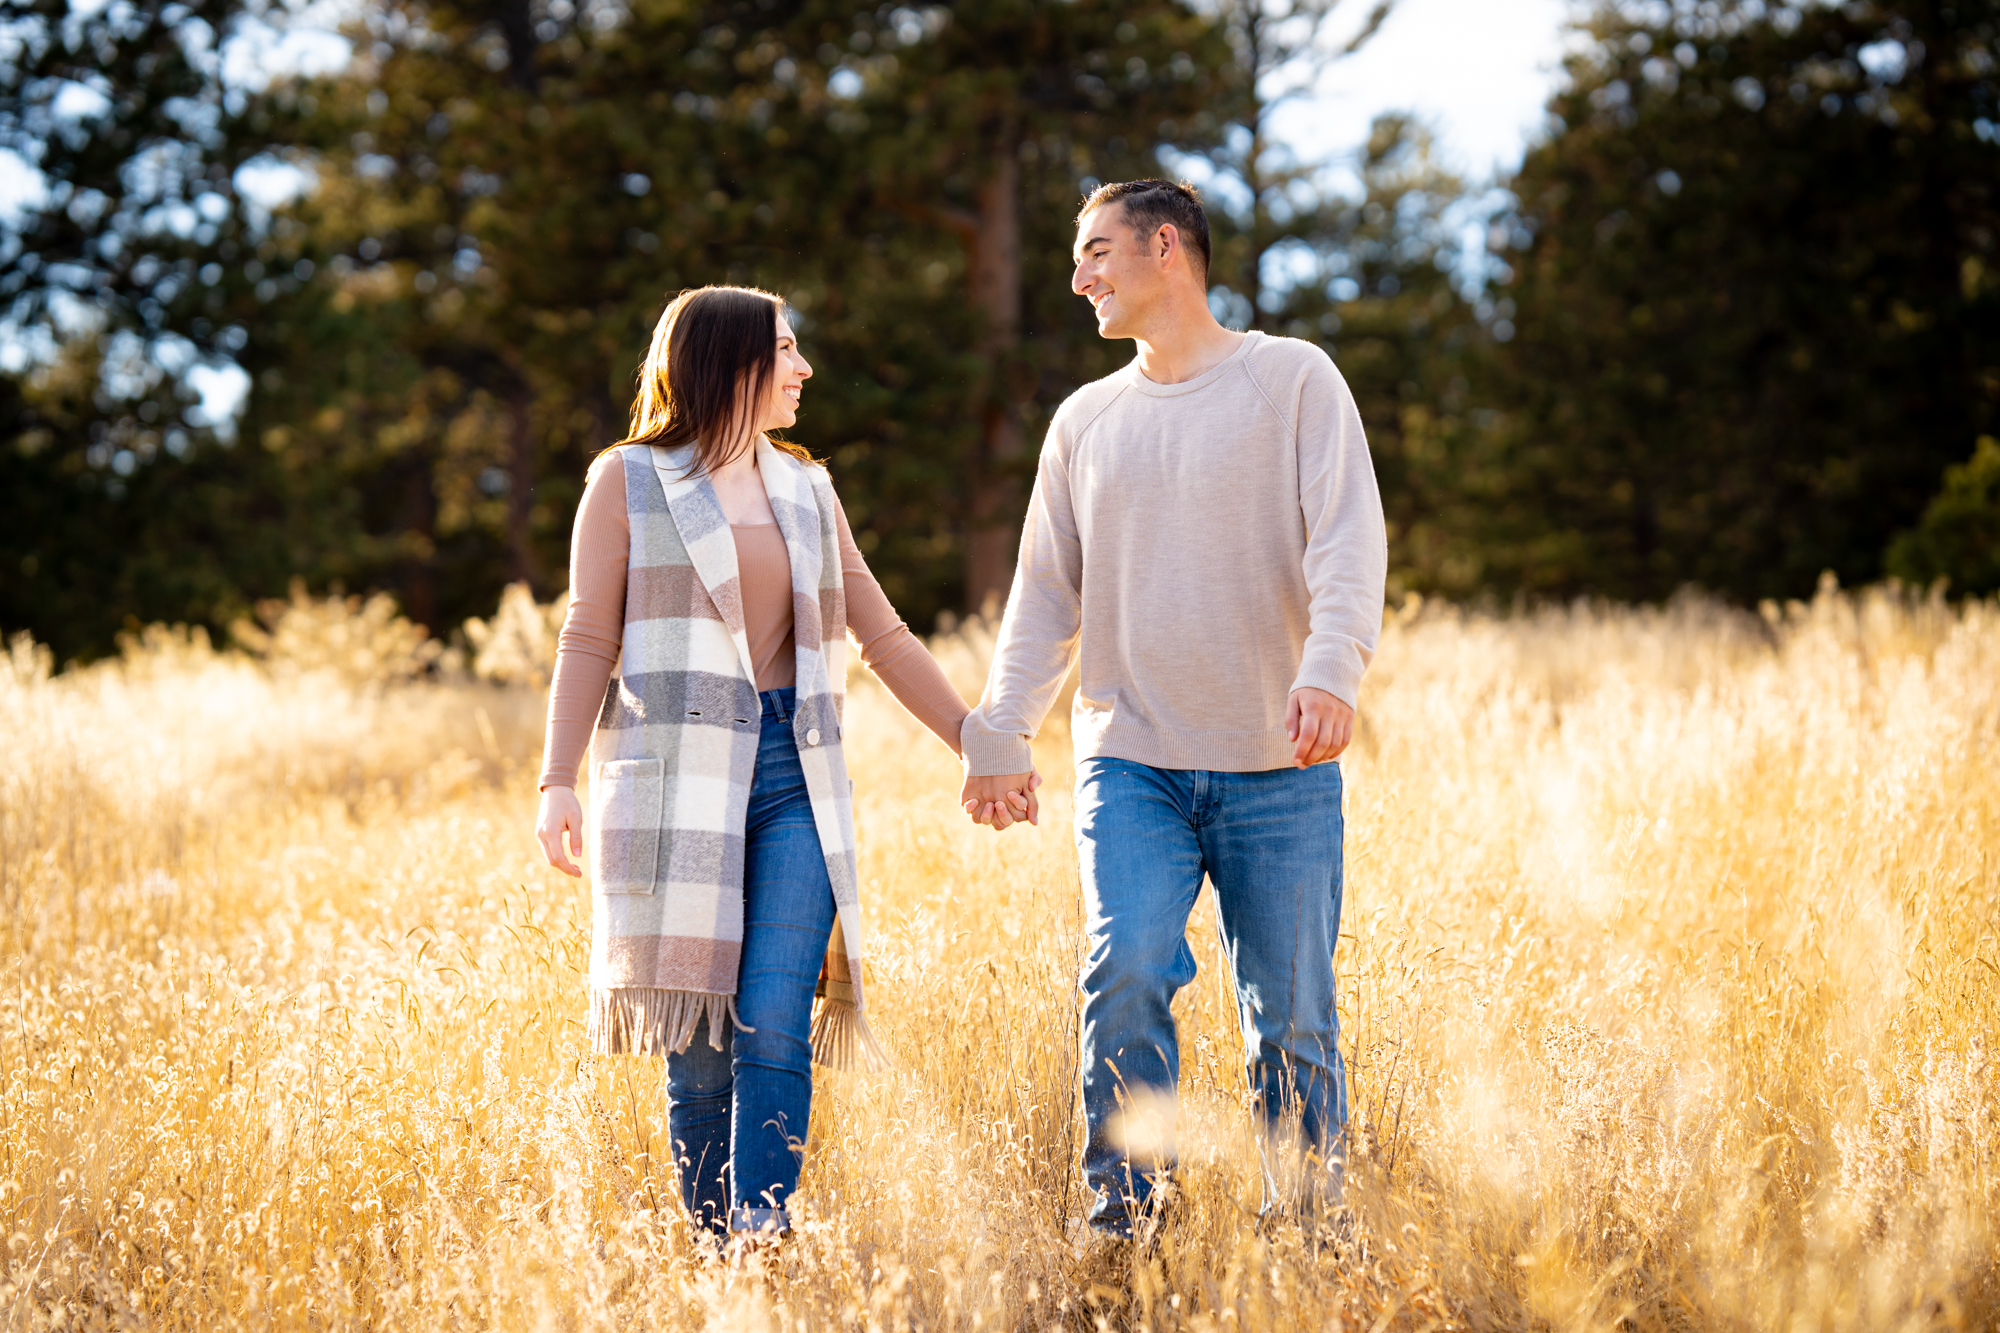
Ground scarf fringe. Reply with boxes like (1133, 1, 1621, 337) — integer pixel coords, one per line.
(810, 996, 887, 1072)
(588, 987, 749, 1057)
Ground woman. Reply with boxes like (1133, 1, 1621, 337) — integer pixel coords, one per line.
(533, 285, 1010, 1250)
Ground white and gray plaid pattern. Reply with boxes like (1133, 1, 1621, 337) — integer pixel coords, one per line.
(585, 438, 877, 1068)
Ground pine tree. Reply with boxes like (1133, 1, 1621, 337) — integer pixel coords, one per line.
(258, 0, 1237, 628)
(789, 1, 1237, 610)
(0, 0, 296, 657)
(1478, 0, 2000, 601)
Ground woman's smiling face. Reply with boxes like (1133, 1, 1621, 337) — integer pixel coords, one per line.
(757, 313, 813, 434)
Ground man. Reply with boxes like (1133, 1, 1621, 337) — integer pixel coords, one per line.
(958, 179, 1386, 1238)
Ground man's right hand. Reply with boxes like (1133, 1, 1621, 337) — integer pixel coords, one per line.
(961, 769, 1041, 831)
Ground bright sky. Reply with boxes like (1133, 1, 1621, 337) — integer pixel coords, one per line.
(1283, 0, 1580, 177)
(0, 153, 43, 220)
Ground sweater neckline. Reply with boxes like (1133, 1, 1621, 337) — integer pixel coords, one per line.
(1120, 331, 1262, 397)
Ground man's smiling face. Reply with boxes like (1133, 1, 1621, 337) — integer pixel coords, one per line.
(1072, 203, 1163, 340)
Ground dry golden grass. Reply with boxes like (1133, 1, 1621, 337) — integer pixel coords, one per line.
(3, 580, 1996, 1331)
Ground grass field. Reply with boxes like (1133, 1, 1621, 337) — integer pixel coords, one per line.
(2, 581, 1996, 1331)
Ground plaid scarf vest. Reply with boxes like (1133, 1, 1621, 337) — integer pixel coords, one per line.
(585, 438, 882, 1071)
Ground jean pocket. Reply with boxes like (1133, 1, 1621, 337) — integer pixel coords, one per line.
(591, 757, 665, 895)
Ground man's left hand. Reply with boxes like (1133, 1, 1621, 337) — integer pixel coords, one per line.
(1286, 687, 1354, 767)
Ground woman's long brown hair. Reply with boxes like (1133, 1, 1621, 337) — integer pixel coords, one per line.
(614, 285, 814, 475)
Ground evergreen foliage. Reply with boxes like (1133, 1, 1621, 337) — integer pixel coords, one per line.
(1462, 0, 2000, 602)
(0, 0, 293, 654)
(4, 0, 1998, 659)
(238, 0, 1237, 634)
(1887, 434, 2000, 595)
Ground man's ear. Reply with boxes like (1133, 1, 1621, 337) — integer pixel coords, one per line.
(1155, 223, 1178, 266)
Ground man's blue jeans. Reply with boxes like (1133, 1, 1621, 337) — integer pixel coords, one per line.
(665, 687, 836, 1238)
(1075, 756, 1349, 1234)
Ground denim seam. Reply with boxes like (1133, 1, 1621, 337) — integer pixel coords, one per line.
(1190, 769, 1217, 828)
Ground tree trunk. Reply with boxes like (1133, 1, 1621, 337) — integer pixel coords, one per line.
(1911, 11, 1971, 513)
(964, 126, 1024, 616)
(482, 0, 539, 92)
(507, 385, 542, 591)
(1241, 3, 1268, 329)
(401, 462, 439, 632)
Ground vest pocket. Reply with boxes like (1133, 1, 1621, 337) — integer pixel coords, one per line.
(590, 757, 665, 895)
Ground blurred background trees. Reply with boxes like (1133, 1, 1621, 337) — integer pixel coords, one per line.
(4, 0, 1998, 661)
(1454, 0, 2000, 602)
(0, 0, 297, 654)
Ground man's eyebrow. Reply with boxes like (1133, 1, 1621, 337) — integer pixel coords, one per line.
(1073, 233, 1115, 260)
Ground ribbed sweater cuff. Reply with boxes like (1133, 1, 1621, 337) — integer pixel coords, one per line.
(1292, 641, 1366, 712)
(960, 713, 1035, 777)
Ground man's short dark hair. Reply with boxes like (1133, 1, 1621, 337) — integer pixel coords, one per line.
(1080, 179, 1212, 285)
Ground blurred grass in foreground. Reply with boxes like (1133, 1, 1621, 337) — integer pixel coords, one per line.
(1, 580, 1996, 1331)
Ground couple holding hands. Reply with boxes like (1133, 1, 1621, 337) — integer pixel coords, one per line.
(533, 178, 1387, 1253)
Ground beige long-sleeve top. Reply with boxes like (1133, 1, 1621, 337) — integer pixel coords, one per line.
(538, 451, 969, 790)
(961, 332, 1387, 776)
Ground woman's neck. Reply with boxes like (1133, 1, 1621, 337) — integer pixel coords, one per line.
(707, 432, 780, 526)
(708, 433, 761, 485)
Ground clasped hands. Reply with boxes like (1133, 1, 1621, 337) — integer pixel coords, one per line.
(960, 689, 1352, 832)
(959, 769, 1042, 831)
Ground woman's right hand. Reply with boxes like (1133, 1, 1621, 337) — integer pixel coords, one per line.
(537, 786, 586, 877)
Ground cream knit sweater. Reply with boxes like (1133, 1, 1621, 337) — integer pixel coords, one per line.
(962, 332, 1387, 776)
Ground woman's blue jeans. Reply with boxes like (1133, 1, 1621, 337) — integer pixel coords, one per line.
(665, 687, 836, 1238)
(1074, 756, 1349, 1235)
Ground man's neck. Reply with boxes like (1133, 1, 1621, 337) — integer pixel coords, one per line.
(1131, 299, 1247, 385)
